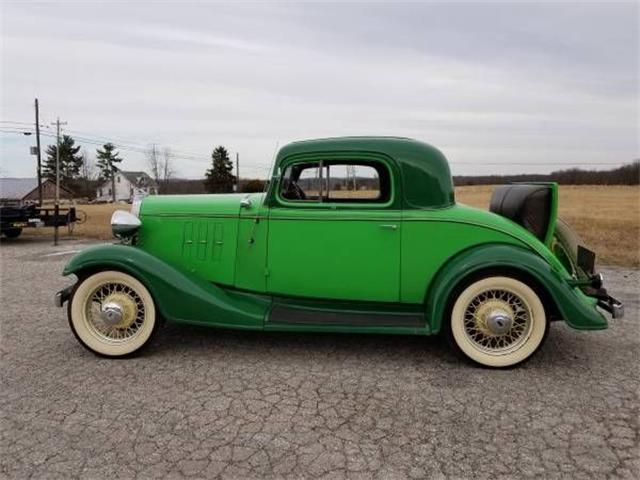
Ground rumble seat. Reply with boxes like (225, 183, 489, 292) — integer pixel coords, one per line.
(489, 184, 552, 241)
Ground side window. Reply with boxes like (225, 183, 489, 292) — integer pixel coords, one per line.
(280, 161, 390, 204)
(327, 164, 381, 201)
(281, 162, 321, 201)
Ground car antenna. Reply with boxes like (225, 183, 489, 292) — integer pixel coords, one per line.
(248, 141, 279, 245)
(260, 141, 280, 208)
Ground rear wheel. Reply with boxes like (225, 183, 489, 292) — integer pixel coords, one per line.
(447, 276, 548, 368)
(2, 228, 22, 238)
(68, 270, 158, 357)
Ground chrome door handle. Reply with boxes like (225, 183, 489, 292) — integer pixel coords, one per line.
(379, 224, 398, 230)
(240, 196, 252, 209)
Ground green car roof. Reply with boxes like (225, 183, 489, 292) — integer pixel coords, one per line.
(275, 136, 455, 209)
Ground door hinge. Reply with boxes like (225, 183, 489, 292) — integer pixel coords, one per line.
(264, 268, 270, 277)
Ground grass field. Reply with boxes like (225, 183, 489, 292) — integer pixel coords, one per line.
(456, 185, 640, 267)
(21, 185, 639, 266)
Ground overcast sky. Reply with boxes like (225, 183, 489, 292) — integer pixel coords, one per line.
(1, 1, 638, 179)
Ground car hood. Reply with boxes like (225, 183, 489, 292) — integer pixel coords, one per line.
(140, 193, 265, 217)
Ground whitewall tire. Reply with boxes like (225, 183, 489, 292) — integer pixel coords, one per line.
(69, 270, 158, 357)
(448, 276, 548, 368)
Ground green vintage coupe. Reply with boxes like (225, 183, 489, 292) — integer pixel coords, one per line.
(56, 137, 623, 367)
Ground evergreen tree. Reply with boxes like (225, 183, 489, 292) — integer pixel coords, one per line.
(96, 143, 123, 202)
(43, 135, 83, 186)
(204, 146, 236, 193)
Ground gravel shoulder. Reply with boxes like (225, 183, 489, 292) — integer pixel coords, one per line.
(1, 237, 638, 479)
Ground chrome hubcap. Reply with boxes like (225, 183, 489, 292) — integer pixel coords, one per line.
(486, 309, 513, 335)
(463, 289, 532, 354)
(100, 302, 124, 326)
(85, 282, 146, 342)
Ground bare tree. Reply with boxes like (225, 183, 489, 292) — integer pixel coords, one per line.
(161, 147, 175, 186)
(80, 148, 96, 181)
(79, 148, 96, 199)
(146, 145, 175, 193)
(146, 144, 161, 186)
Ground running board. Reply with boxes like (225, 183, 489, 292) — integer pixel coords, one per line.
(267, 302, 425, 329)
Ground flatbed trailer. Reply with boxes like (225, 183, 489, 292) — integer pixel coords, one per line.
(0, 204, 78, 238)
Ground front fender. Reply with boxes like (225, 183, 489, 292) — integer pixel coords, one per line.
(426, 244, 608, 334)
(63, 244, 269, 329)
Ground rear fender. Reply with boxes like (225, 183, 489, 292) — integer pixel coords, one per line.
(425, 243, 608, 334)
(62, 244, 268, 329)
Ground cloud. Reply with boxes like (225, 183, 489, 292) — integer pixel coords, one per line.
(1, 1, 637, 178)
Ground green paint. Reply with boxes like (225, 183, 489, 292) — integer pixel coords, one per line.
(63, 244, 268, 329)
(424, 243, 607, 334)
(266, 137, 453, 209)
(62, 137, 609, 334)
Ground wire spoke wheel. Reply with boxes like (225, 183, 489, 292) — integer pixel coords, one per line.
(462, 289, 532, 354)
(449, 276, 548, 368)
(85, 282, 146, 343)
(69, 271, 157, 357)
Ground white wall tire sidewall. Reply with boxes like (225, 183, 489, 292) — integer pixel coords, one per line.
(450, 276, 547, 368)
(70, 271, 156, 357)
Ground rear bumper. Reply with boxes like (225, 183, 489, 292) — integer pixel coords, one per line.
(579, 275, 624, 320)
(597, 295, 624, 319)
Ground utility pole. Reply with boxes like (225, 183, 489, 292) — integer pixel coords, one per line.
(236, 152, 240, 192)
(51, 117, 67, 246)
(34, 99, 43, 205)
(346, 165, 356, 191)
(110, 155, 116, 203)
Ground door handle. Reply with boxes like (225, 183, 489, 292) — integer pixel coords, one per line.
(379, 224, 398, 230)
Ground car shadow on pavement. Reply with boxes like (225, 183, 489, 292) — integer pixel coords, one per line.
(141, 321, 595, 372)
(144, 322, 586, 370)
(152, 322, 459, 363)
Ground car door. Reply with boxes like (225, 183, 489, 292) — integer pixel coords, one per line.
(266, 158, 401, 302)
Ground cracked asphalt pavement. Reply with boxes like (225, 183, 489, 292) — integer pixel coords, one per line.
(1, 237, 638, 479)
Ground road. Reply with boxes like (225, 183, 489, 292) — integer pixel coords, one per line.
(1, 237, 638, 479)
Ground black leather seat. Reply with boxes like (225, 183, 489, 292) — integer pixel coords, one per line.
(489, 184, 552, 241)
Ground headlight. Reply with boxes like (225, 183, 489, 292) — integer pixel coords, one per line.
(130, 198, 142, 218)
(111, 210, 141, 239)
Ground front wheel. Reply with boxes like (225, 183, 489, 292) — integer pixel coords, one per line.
(447, 276, 549, 368)
(68, 270, 158, 357)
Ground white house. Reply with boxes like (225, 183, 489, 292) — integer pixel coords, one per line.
(95, 171, 157, 202)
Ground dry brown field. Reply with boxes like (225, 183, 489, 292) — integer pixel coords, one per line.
(21, 185, 639, 266)
(456, 185, 640, 267)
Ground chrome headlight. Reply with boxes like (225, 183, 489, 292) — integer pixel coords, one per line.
(111, 210, 141, 239)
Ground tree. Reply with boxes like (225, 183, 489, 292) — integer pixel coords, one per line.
(241, 179, 266, 193)
(66, 148, 98, 199)
(146, 144, 175, 193)
(146, 144, 161, 187)
(204, 146, 236, 193)
(161, 147, 175, 188)
(43, 135, 83, 187)
(79, 148, 96, 183)
(96, 143, 123, 202)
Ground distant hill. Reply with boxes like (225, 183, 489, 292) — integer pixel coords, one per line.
(158, 161, 639, 195)
(454, 161, 639, 186)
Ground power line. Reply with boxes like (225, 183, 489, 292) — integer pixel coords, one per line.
(2, 128, 209, 164)
(1, 121, 210, 162)
(1, 126, 632, 169)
